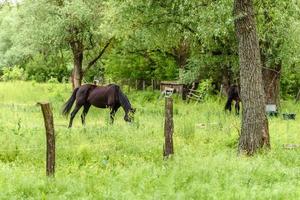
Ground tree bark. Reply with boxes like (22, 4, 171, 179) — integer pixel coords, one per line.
(38, 102, 55, 177)
(234, 0, 270, 155)
(259, 0, 281, 107)
(221, 64, 233, 96)
(262, 66, 281, 107)
(70, 41, 84, 88)
(173, 39, 189, 70)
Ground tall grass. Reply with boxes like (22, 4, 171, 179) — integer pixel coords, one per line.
(0, 81, 299, 199)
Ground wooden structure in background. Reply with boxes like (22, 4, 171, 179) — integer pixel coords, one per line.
(160, 81, 185, 94)
(187, 89, 202, 103)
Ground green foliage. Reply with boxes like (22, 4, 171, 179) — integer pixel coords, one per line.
(0, 82, 299, 199)
(197, 79, 215, 100)
(0, 66, 26, 81)
(104, 42, 178, 81)
(181, 55, 239, 84)
(0, 0, 113, 85)
(281, 64, 300, 98)
(24, 53, 70, 82)
(256, 0, 300, 68)
(0, 4, 24, 67)
(1, 0, 300, 97)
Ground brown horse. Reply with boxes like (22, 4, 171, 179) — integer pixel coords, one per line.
(62, 84, 135, 128)
(225, 85, 241, 115)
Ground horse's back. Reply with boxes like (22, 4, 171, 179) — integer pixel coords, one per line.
(74, 84, 95, 103)
(228, 85, 239, 98)
(87, 84, 119, 108)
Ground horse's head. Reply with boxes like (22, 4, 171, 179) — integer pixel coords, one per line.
(124, 107, 136, 122)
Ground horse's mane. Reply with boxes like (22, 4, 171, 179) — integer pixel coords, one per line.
(113, 85, 131, 111)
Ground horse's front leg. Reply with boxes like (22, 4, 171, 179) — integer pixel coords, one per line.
(110, 109, 116, 124)
(109, 106, 120, 124)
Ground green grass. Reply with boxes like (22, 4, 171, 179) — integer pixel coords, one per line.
(0, 81, 299, 199)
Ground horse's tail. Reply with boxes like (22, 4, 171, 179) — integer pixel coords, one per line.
(62, 87, 79, 116)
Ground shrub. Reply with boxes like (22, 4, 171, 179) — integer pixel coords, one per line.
(0, 66, 27, 81)
(197, 79, 214, 100)
(24, 53, 71, 82)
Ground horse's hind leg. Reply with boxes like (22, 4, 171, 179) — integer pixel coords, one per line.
(225, 99, 232, 112)
(68, 104, 82, 128)
(81, 103, 91, 126)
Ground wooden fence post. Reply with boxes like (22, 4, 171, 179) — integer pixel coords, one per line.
(142, 80, 146, 90)
(38, 102, 55, 177)
(152, 79, 155, 91)
(163, 97, 174, 158)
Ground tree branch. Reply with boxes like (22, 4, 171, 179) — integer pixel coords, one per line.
(83, 37, 114, 75)
(126, 48, 177, 59)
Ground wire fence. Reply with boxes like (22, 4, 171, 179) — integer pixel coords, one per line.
(0, 102, 299, 153)
(0, 114, 299, 151)
(0, 104, 299, 176)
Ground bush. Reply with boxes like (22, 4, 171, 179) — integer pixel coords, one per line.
(47, 77, 59, 83)
(25, 63, 70, 83)
(24, 53, 71, 82)
(197, 79, 214, 100)
(0, 66, 27, 81)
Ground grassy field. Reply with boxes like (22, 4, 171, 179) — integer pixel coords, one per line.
(0, 81, 299, 199)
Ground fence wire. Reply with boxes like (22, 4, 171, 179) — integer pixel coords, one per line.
(0, 117, 298, 152)
(0, 101, 299, 152)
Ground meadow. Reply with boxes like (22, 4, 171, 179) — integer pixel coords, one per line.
(0, 81, 299, 199)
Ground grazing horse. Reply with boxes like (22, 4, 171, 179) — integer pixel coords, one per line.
(62, 84, 135, 128)
(225, 85, 240, 114)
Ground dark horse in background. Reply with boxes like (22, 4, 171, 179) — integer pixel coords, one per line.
(62, 84, 135, 128)
(225, 85, 241, 115)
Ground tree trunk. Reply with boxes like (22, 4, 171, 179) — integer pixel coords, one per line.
(173, 39, 189, 69)
(221, 65, 233, 96)
(262, 66, 281, 107)
(234, 0, 270, 155)
(259, 0, 281, 107)
(173, 38, 189, 80)
(70, 41, 84, 88)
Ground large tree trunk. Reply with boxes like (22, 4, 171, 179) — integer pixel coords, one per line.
(234, 0, 270, 155)
(70, 41, 84, 88)
(262, 66, 281, 107)
(173, 38, 189, 81)
(173, 38, 189, 69)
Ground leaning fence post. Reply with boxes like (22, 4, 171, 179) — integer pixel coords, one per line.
(38, 102, 55, 177)
(163, 97, 174, 158)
